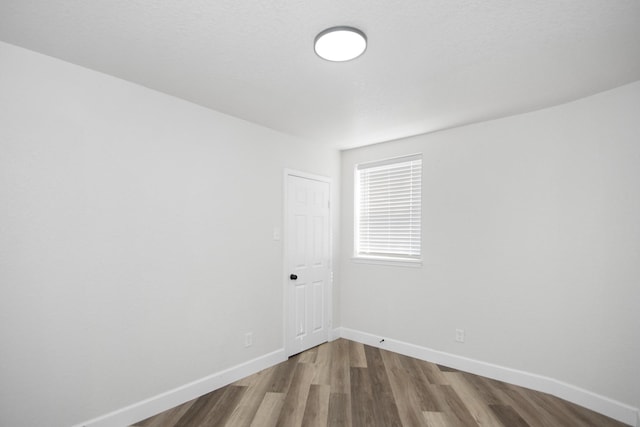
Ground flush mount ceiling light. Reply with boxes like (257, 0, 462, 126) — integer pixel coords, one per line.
(314, 26, 367, 62)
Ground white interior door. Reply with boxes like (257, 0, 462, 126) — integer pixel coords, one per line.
(285, 172, 331, 356)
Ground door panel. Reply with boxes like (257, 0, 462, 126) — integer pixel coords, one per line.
(286, 173, 330, 356)
(312, 280, 324, 332)
(294, 214, 307, 268)
(295, 284, 307, 338)
(312, 216, 324, 265)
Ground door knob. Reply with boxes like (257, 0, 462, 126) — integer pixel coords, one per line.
(290, 274, 298, 280)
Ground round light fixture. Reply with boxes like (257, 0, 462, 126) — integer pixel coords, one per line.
(314, 26, 367, 62)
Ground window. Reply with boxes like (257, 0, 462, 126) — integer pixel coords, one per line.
(355, 154, 422, 263)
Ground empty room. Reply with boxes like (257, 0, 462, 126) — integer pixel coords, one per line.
(1, 1, 639, 426)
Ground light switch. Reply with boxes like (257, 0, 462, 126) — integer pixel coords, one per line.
(273, 228, 281, 241)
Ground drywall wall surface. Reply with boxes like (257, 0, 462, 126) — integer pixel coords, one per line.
(340, 81, 640, 411)
(0, 41, 339, 427)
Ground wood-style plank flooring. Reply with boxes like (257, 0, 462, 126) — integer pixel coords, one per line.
(132, 339, 626, 426)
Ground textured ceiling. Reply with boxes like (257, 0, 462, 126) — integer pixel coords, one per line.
(1, 0, 639, 149)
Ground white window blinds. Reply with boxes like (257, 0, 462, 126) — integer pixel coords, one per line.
(355, 154, 422, 260)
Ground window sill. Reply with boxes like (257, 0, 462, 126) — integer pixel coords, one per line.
(351, 256, 422, 268)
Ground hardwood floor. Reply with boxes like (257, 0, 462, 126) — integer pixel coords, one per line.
(132, 339, 627, 426)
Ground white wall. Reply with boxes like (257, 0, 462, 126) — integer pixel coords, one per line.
(340, 82, 640, 415)
(0, 41, 339, 427)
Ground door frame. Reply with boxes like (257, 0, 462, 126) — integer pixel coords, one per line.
(283, 169, 333, 357)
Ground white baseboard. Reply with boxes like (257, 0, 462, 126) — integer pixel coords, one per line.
(73, 349, 286, 427)
(336, 327, 639, 427)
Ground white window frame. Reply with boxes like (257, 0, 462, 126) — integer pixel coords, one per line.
(353, 154, 422, 267)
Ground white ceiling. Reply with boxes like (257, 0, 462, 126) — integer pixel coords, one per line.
(1, 1, 639, 149)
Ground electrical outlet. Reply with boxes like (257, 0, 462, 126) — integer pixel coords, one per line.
(455, 329, 465, 343)
(244, 332, 253, 347)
